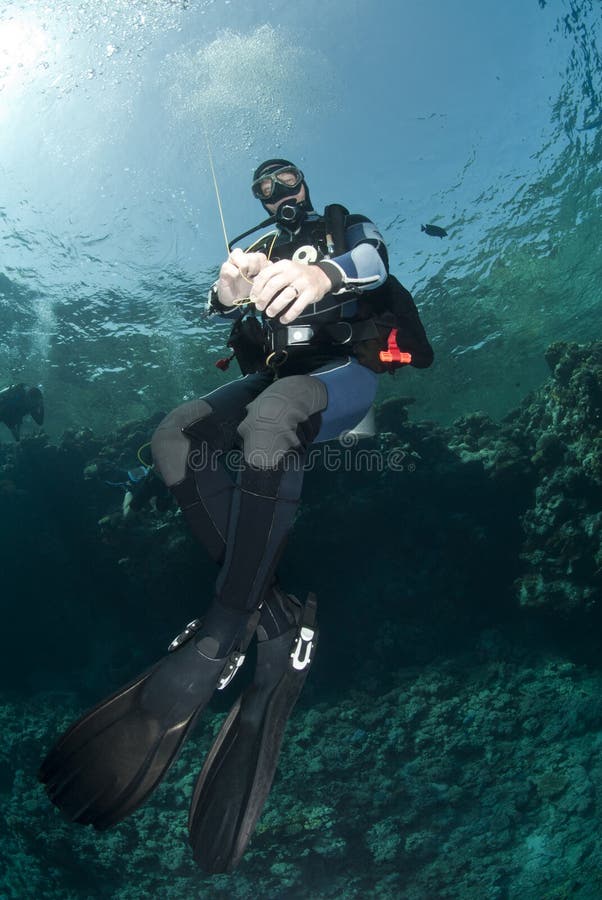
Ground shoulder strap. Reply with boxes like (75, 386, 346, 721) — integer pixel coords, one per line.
(324, 204, 349, 256)
(228, 216, 276, 251)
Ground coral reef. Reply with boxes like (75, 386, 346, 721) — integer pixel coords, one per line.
(510, 342, 602, 614)
(0, 341, 601, 898)
(5, 641, 602, 898)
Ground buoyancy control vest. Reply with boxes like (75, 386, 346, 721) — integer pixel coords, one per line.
(217, 205, 434, 376)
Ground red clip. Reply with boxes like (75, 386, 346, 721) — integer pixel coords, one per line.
(378, 329, 412, 365)
(215, 354, 234, 371)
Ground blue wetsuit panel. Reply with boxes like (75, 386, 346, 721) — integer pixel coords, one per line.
(309, 357, 378, 443)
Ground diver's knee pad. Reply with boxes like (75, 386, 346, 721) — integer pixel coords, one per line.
(151, 399, 214, 487)
(237, 375, 328, 469)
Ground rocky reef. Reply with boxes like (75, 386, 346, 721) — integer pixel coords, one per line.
(6, 636, 602, 900)
(0, 341, 601, 898)
(448, 341, 601, 617)
(512, 342, 601, 614)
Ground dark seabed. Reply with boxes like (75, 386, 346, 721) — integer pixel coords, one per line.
(1, 0, 601, 898)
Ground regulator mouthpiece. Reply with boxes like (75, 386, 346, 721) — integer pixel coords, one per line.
(276, 201, 307, 230)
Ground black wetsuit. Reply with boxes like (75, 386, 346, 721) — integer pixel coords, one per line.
(151, 208, 395, 639)
(38, 209, 433, 870)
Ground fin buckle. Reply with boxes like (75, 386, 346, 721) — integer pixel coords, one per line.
(168, 619, 203, 652)
(218, 651, 246, 690)
(290, 625, 315, 671)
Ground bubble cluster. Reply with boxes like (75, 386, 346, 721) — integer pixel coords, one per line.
(162, 25, 334, 158)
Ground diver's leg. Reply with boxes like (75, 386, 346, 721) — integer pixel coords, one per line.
(189, 590, 318, 874)
(151, 373, 272, 564)
(187, 364, 383, 872)
(154, 371, 326, 657)
(186, 375, 327, 871)
(40, 378, 276, 830)
(38, 597, 257, 830)
(151, 371, 300, 637)
(39, 374, 327, 833)
(308, 355, 379, 442)
(215, 373, 328, 612)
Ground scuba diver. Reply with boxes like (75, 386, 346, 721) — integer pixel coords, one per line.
(97, 456, 171, 519)
(0, 383, 44, 441)
(39, 159, 433, 873)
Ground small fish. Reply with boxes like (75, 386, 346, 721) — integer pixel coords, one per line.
(421, 224, 448, 238)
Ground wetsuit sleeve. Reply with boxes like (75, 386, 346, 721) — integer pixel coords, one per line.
(207, 283, 242, 321)
(312, 214, 389, 294)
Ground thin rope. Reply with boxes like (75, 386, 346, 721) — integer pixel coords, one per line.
(203, 123, 231, 258)
(202, 124, 278, 301)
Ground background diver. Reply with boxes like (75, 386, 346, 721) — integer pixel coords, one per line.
(39, 159, 433, 873)
(95, 455, 172, 520)
(0, 383, 44, 442)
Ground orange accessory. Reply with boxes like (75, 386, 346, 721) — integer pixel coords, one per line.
(378, 329, 412, 365)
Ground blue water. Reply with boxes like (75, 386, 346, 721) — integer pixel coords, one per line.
(1, 0, 600, 435)
(1, 2, 602, 898)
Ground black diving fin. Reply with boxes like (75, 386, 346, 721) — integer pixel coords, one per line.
(39, 605, 257, 830)
(188, 593, 318, 873)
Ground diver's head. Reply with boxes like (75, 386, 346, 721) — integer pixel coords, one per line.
(26, 386, 44, 425)
(251, 158, 313, 230)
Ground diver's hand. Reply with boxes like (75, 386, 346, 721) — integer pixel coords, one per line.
(216, 248, 270, 307)
(250, 259, 333, 324)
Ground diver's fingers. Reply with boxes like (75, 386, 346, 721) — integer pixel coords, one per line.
(278, 290, 315, 324)
(250, 258, 298, 296)
(251, 271, 293, 311)
(230, 249, 269, 279)
(219, 251, 267, 282)
(228, 247, 247, 267)
(219, 260, 243, 283)
(260, 283, 300, 318)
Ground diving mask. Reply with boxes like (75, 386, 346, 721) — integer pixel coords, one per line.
(251, 166, 304, 201)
